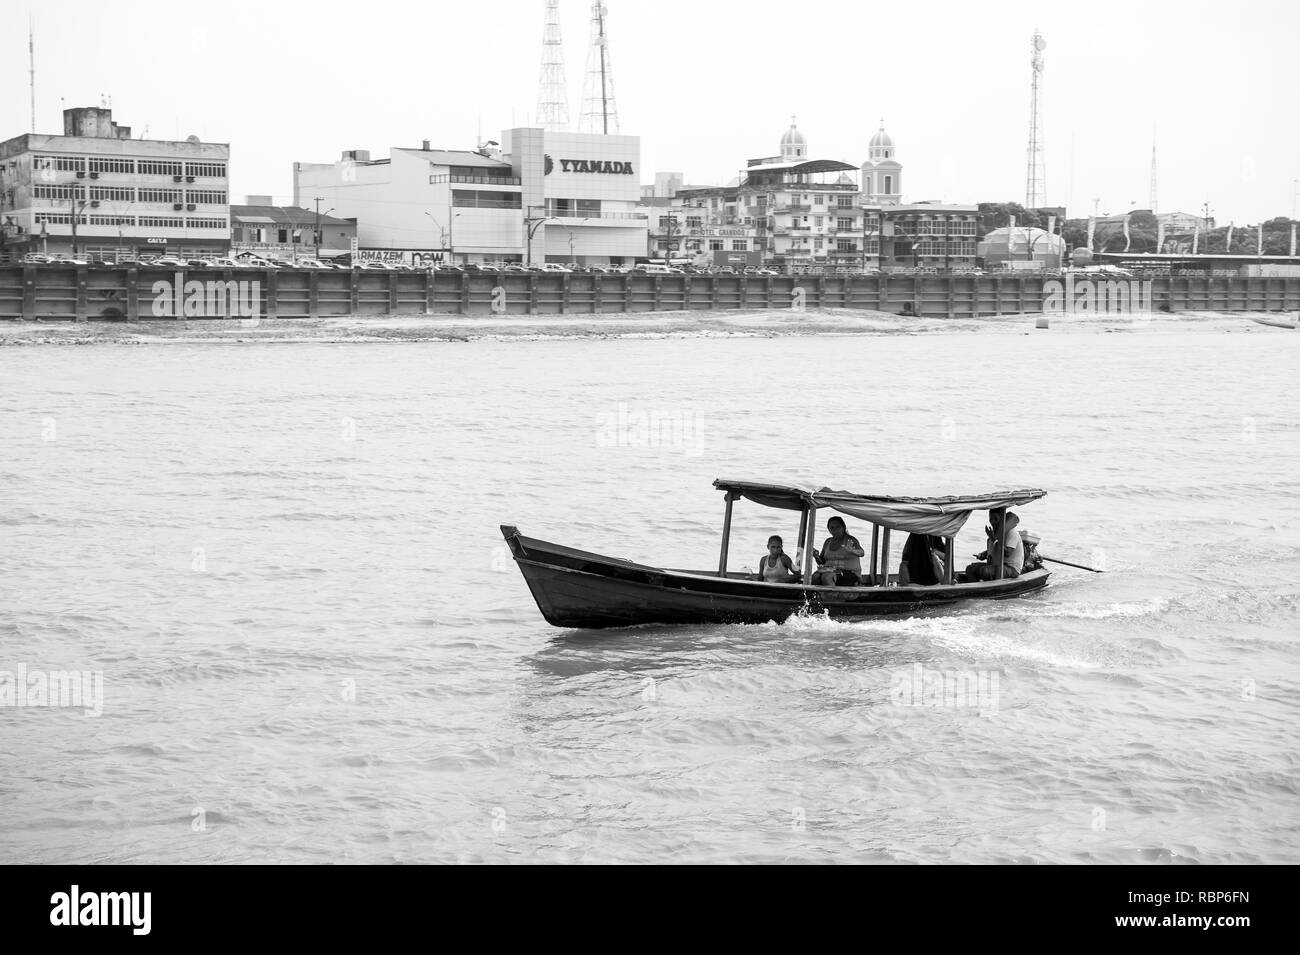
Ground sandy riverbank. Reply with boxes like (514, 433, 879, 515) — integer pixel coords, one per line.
(0, 308, 1276, 344)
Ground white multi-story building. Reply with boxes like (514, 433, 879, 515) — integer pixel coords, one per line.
(0, 107, 230, 260)
(292, 128, 647, 267)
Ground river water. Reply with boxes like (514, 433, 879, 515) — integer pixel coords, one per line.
(2, 319, 1298, 864)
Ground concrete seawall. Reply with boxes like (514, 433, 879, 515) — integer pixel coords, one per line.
(2, 265, 1297, 322)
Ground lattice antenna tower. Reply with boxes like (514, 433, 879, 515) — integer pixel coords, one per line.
(1025, 29, 1047, 208)
(1149, 127, 1158, 214)
(537, 0, 570, 131)
(578, 2, 619, 134)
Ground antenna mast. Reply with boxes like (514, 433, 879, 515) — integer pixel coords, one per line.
(1025, 29, 1046, 208)
(537, 0, 569, 131)
(1149, 127, 1158, 214)
(29, 17, 37, 133)
(579, 2, 619, 134)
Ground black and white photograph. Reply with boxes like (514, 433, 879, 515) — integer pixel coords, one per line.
(0, 0, 1295, 911)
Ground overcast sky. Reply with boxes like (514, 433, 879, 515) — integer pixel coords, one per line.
(2, 0, 1296, 223)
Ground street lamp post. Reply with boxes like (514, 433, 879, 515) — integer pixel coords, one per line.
(69, 198, 89, 257)
(524, 206, 554, 268)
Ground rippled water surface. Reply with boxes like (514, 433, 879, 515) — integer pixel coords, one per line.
(2, 323, 1298, 863)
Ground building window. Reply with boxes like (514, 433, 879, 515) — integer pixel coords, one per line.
(814, 216, 823, 228)
(33, 184, 86, 201)
(837, 197, 854, 209)
(814, 238, 823, 250)
(33, 155, 86, 173)
(88, 157, 136, 174)
(187, 218, 228, 229)
(89, 186, 135, 202)
(138, 216, 184, 228)
(451, 190, 521, 209)
(883, 175, 893, 194)
(138, 160, 184, 177)
(138, 188, 183, 204)
(731, 240, 747, 251)
(186, 190, 227, 205)
(657, 216, 678, 229)
(709, 240, 724, 251)
(34, 212, 87, 225)
(686, 216, 702, 228)
(836, 217, 854, 230)
(837, 239, 857, 252)
(814, 195, 824, 205)
(278, 229, 288, 243)
(88, 215, 135, 226)
(185, 162, 227, 178)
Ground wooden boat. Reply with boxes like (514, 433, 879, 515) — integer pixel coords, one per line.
(502, 479, 1051, 629)
(1250, 314, 1298, 330)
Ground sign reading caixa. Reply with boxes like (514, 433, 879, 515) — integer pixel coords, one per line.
(545, 155, 634, 175)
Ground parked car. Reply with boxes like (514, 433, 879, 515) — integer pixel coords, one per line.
(539, 263, 572, 274)
(21, 253, 52, 264)
(501, 265, 531, 273)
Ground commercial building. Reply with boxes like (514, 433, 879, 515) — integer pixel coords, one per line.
(292, 128, 646, 267)
(886, 202, 981, 270)
(230, 198, 357, 261)
(0, 107, 230, 260)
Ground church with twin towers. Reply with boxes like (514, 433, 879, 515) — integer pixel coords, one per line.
(642, 118, 979, 273)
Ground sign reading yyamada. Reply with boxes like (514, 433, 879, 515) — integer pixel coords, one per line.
(548, 157, 634, 175)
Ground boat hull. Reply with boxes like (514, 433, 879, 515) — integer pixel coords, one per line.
(502, 525, 1050, 630)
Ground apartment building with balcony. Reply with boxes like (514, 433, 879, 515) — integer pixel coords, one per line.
(651, 122, 871, 272)
(0, 107, 230, 260)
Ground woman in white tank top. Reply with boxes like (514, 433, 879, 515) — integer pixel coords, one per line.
(756, 535, 799, 582)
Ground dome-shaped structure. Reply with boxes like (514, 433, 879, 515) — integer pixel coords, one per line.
(976, 226, 1067, 268)
(780, 119, 807, 160)
(868, 123, 896, 162)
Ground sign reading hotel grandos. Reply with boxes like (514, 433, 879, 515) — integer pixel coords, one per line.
(547, 156, 634, 175)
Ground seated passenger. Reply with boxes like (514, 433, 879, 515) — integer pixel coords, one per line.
(813, 516, 865, 586)
(899, 533, 947, 585)
(964, 511, 1025, 581)
(755, 535, 800, 583)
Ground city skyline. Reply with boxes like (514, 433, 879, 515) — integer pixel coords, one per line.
(1, 0, 1296, 224)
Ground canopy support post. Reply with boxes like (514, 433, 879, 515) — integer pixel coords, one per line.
(879, 527, 891, 587)
(992, 507, 1006, 580)
(944, 536, 955, 585)
(718, 491, 738, 576)
(868, 524, 880, 585)
(802, 507, 818, 584)
(797, 507, 809, 565)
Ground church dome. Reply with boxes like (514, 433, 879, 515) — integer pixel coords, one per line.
(869, 126, 894, 150)
(780, 122, 807, 149)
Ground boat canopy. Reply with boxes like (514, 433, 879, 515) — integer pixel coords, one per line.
(713, 479, 1046, 537)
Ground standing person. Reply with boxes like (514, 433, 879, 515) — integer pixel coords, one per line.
(814, 516, 865, 586)
(755, 535, 799, 583)
(899, 533, 947, 585)
(965, 511, 1025, 581)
